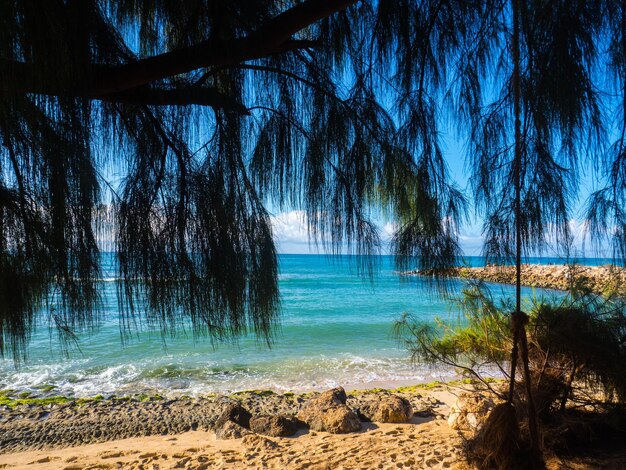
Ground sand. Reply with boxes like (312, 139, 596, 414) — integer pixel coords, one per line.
(0, 387, 465, 470)
(2, 385, 621, 469)
(0, 419, 462, 469)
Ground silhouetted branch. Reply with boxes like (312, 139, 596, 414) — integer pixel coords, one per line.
(101, 86, 250, 113)
(0, 0, 353, 100)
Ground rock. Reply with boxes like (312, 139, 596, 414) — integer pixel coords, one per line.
(213, 402, 252, 439)
(297, 387, 361, 433)
(447, 393, 495, 432)
(249, 414, 299, 437)
(215, 420, 249, 439)
(358, 393, 414, 423)
(214, 402, 252, 430)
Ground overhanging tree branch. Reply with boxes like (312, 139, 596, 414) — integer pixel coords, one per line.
(0, 65, 249, 112)
(93, 0, 352, 95)
(1, 0, 356, 101)
(101, 86, 250, 113)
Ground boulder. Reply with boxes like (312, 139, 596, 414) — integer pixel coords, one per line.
(215, 420, 249, 439)
(214, 402, 252, 439)
(358, 393, 414, 423)
(297, 387, 361, 433)
(249, 414, 299, 437)
(447, 393, 495, 432)
(214, 402, 252, 430)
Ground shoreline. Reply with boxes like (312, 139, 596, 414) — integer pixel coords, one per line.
(0, 372, 469, 402)
(2, 380, 623, 469)
(0, 376, 498, 409)
(0, 382, 463, 469)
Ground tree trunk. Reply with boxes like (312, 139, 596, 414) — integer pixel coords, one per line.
(511, 0, 542, 458)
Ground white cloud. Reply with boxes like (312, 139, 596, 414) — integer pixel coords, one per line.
(270, 210, 317, 253)
(270, 210, 309, 244)
(269, 211, 609, 257)
(455, 219, 616, 258)
(458, 232, 484, 255)
(382, 222, 397, 242)
(270, 211, 486, 255)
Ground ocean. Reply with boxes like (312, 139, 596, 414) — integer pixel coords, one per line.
(0, 254, 610, 397)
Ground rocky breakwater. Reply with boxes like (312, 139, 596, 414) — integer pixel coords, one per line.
(413, 264, 626, 295)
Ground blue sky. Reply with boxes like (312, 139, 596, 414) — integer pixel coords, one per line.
(99, 125, 600, 257)
(271, 130, 597, 257)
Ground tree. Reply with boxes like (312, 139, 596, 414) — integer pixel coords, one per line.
(0, 0, 466, 361)
(382, 0, 625, 467)
(3, 0, 626, 465)
(395, 280, 626, 468)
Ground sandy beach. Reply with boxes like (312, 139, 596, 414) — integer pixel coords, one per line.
(2, 384, 626, 469)
(0, 385, 463, 470)
(1, 262, 625, 470)
(0, 417, 461, 469)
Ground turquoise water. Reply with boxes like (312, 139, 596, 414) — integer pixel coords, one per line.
(0, 254, 607, 397)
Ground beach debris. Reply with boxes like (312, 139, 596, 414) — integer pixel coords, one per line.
(249, 414, 299, 437)
(357, 393, 414, 423)
(297, 387, 361, 433)
(447, 393, 495, 432)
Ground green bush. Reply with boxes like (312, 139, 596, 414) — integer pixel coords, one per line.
(395, 280, 626, 411)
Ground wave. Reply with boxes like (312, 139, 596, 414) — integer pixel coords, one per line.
(0, 352, 460, 397)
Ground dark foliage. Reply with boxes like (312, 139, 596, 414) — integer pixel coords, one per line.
(0, 1, 467, 360)
(1, 1, 626, 367)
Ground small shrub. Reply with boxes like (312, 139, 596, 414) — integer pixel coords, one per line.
(395, 279, 626, 464)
